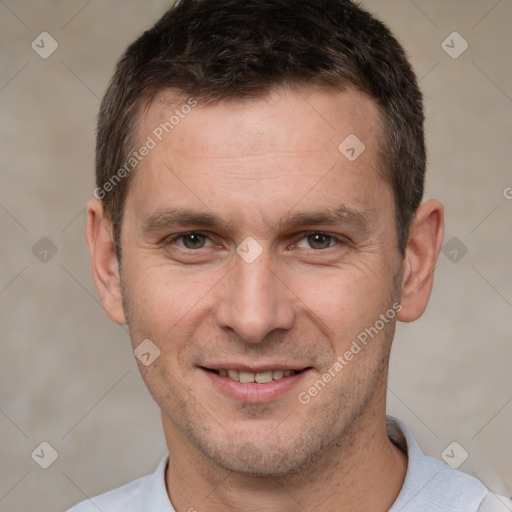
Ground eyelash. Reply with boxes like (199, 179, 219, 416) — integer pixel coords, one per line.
(167, 231, 346, 251)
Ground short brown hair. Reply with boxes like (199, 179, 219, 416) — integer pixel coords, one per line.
(96, 0, 425, 259)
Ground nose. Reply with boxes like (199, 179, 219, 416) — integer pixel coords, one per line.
(214, 248, 296, 344)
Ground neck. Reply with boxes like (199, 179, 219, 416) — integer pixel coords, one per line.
(164, 386, 407, 512)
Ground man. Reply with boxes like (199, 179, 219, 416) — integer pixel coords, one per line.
(69, 0, 511, 510)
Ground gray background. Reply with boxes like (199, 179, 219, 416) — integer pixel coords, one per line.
(0, 1, 511, 510)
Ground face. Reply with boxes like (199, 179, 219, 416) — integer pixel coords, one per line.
(117, 86, 404, 475)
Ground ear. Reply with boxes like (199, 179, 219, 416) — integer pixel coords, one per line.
(85, 197, 127, 324)
(397, 199, 444, 323)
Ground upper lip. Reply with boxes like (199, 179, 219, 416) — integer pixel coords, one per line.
(201, 363, 311, 373)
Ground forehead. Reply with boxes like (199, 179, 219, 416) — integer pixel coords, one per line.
(126, 86, 391, 229)
(140, 85, 382, 158)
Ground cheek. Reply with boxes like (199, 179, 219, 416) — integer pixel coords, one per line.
(293, 262, 391, 322)
(122, 256, 220, 341)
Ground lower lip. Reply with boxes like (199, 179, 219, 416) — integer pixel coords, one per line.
(201, 369, 311, 403)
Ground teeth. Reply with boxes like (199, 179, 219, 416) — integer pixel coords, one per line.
(239, 371, 255, 383)
(227, 369, 240, 381)
(255, 371, 273, 384)
(217, 369, 297, 382)
(272, 369, 284, 380)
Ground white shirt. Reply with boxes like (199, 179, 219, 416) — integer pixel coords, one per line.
(67, 416, 511, 512)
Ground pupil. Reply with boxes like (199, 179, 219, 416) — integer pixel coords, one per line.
(184, 234, 205, 249)
(309, 234, 330, 249)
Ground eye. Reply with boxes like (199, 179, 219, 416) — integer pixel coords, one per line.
(173, 232, 213, 249)
(296, 232, 341, 250)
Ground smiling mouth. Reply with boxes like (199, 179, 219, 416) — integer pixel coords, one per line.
(203, 368, 309, 383)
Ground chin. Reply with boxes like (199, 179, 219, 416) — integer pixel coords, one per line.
(198, 431, 334, 478)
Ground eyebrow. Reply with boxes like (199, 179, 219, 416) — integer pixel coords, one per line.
(140, 207, 242, 234)
(140, 205, 373, 235)
(276, 207, 372, 233)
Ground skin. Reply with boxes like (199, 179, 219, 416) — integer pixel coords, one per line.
(86, 86, 444, 512)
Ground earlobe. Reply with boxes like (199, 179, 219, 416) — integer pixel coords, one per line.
(397, 199, 444, 323)
(86, 198, 127, 325)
